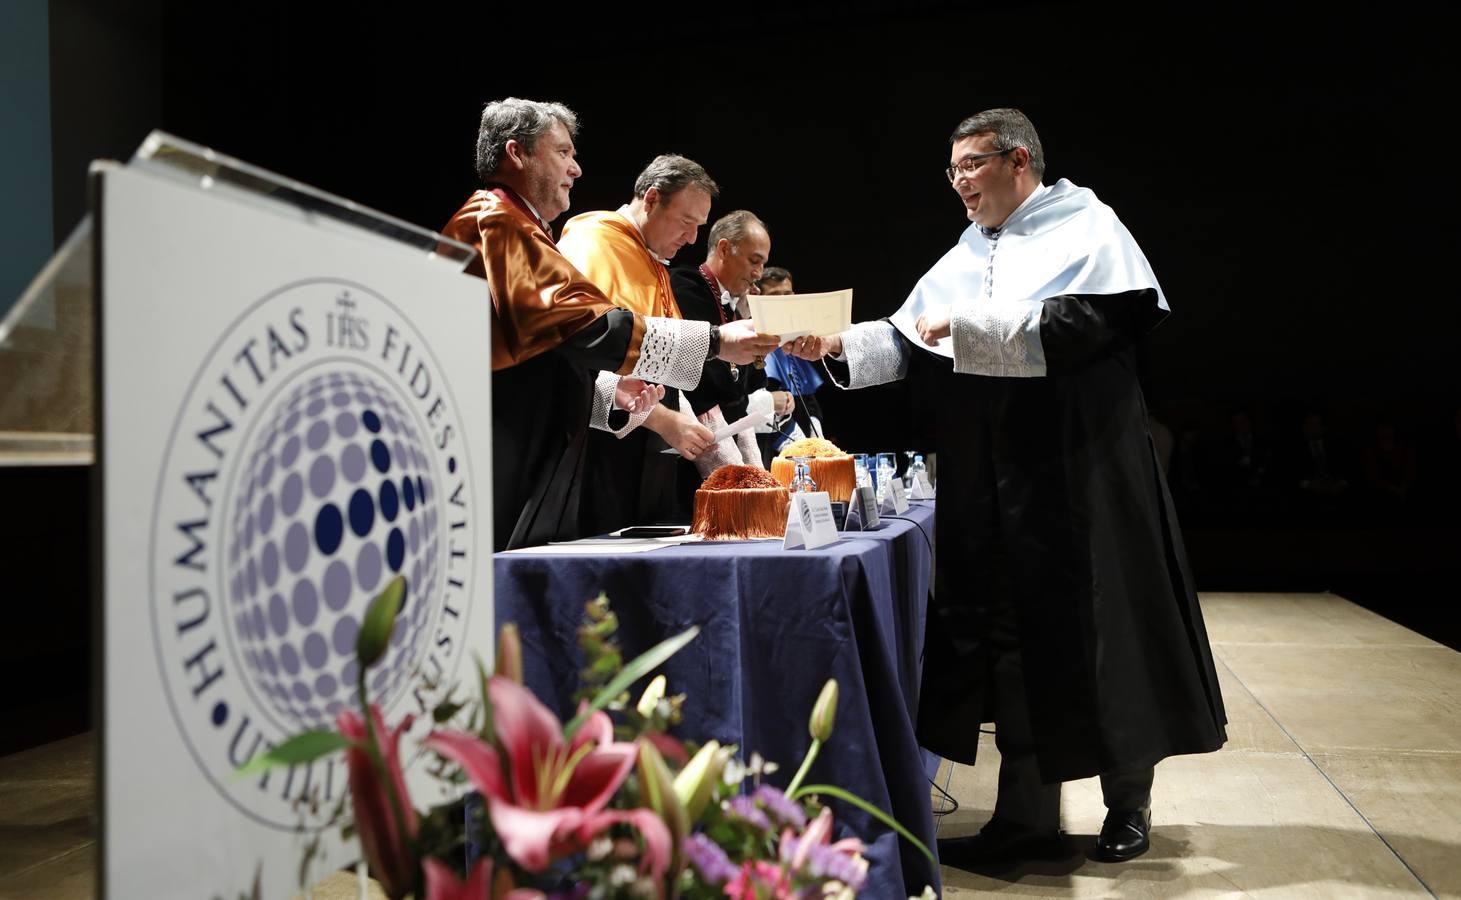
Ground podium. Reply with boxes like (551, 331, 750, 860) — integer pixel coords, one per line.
(1, 133, 499, 898)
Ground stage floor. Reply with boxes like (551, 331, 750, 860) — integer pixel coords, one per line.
(937, 592, 1461, 898)
(2, 593, 1458, 898)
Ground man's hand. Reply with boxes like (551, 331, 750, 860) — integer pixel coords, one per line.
(718, 319, 781, 365)
(772, 390, 795, 417)
(915, 309, 952, 346)
(786, 334, 839, 360)
(648, 408, 716, 460)
(614, 377, 665, 415)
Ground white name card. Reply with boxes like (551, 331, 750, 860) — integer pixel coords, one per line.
(910, 473, 935, 499)
(783, 491, 839, 550)
(881, 478, 909, 514)
(851, 485, 880, 529)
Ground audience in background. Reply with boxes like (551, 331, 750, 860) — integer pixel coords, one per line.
(1153, 401, 1458, 529)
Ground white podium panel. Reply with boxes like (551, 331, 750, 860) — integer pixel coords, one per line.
(100, 154, 493, 898)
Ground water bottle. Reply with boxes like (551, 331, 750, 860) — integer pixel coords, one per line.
(876, 452, 895, 502)
(909, 454, 928, 492)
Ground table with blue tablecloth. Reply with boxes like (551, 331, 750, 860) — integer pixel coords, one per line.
(494, 500, 939, 898)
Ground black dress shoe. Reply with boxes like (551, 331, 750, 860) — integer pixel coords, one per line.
(1092, 807, 1151, 862)
(938, 817, 1063, 870)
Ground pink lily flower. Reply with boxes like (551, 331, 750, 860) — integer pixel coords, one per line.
(723, 860, 793, 899)
(579, 807, 674, 884)
(425, 676, 668, 876)
(337, 706, 418, 900)
(423, 857, 548, 900)
(423, 858, 492, 900)
(777, 808, 868, 892)
(645, 730, 690, 768)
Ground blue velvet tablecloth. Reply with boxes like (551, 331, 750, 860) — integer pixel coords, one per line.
(493, 501, 938, 898)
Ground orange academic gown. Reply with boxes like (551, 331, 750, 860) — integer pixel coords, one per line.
(558, 210, 688, 532)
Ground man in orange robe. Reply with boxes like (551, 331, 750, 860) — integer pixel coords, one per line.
(558, 155, 726, 534)
(440, 99, 777, 550)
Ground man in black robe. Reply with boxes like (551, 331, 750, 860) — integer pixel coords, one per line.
(790, 107, 1226, 866)
(558, 155, 727, 534)
(668, 210, 774, 509)
(672, 210, 772, 429)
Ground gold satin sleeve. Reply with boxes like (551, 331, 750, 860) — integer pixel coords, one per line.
(559, 216, 682, 320)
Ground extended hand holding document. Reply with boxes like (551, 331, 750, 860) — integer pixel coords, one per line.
(748, 288, 854, 344)
(718, 318, 783, 364)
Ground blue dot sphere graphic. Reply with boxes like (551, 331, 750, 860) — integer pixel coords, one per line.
(225, 370, 442, 731)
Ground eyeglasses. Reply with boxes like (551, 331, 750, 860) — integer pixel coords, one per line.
(945, 148, 1016, 183)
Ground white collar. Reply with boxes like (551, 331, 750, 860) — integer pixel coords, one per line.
(704, 264, 745, 315)
(519, 195, 551, 234)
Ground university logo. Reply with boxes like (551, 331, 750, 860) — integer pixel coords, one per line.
(148, 279, 478, 829)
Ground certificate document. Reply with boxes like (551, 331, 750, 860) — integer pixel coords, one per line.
(748, 288, 853, 340)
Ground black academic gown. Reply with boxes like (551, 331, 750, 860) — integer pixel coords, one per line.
(579, 382, 683, 535)
(669, 268, 767, 421)
(492, 310, 637, 551)
(843, 290, 1227, 783)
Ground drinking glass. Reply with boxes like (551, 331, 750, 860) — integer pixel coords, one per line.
(788, 456, 819, 493)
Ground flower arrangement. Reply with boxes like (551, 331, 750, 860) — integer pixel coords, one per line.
(240, 576, 933, 899)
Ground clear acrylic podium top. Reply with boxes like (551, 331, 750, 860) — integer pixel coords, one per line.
(0, 132, 474, 466)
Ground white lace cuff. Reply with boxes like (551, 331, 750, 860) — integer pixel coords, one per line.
(950, 299, 1047, 377)
(631, 316, 710, 390)
(590, 371, 653, 437)
(832, 320, 909, 388)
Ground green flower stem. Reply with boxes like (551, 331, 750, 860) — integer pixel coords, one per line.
(788, 783, 934, 863)
(784, 737, 821, 797)
(564, 626, 699, 739)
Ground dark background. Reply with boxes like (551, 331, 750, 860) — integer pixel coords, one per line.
(7, 0, 1459, 753)
(47, 3, 1461, 417)
(48, 3, 1461, 439)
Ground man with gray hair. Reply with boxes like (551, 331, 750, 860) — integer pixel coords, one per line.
(669, 209, 784, 488)
(559, 154, 735, 534)
(440, 100, 777, 550)
(788, 107, 1227, 867)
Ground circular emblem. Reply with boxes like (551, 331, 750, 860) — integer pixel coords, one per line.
(149, 279, 477, 829)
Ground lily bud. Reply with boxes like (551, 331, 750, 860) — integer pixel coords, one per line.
(636, 674, 667, 719)
(672, 740, 724, 820)
(638, 740, 689, 841)
(809, 679, 839, 742)
(495, 623, 523, 684)
(357, 576, 406, 670)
